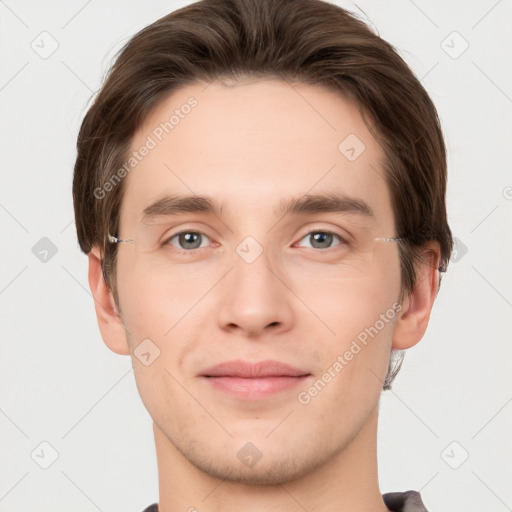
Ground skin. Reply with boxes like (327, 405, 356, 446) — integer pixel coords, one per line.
(88, 78, 440, 511)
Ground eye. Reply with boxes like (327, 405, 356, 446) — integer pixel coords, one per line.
(295, 230, 346, 250)
(162, 228, 348, 252)
(165, 231, 211, 251)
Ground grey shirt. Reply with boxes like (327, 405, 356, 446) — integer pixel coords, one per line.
(142, 490, 429, 511)
(383, 491, 429, 511)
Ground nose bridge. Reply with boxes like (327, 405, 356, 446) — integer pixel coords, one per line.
(216, 232, 293, 334)
(231, 233, 283, 299)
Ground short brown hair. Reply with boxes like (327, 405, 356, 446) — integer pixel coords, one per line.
(72, 0, 453, 390)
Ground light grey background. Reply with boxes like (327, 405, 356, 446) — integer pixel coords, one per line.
(1, 1, 511, 511)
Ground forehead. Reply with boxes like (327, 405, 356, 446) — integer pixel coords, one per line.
(119, 78, 393, 230)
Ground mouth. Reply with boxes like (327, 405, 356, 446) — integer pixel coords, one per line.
(199, 359, 312, 400)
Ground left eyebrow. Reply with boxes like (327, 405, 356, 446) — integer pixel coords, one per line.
(276, 192, 374, 218)
(140, 192, 374, 225)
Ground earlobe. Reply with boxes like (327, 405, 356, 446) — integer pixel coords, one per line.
(88, 246, 131, 356)
(392, 243, 441, 350)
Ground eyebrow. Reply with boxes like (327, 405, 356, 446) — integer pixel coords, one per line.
(141, 192, 374, 224)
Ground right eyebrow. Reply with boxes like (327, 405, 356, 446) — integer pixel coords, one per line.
(141, 195, 223, 225)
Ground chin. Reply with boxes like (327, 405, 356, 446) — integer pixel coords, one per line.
(176, 436, 330, 486)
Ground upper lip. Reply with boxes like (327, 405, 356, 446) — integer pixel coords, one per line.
(200, 359, 310, 378)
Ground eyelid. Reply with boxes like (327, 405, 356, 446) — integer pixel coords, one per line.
(294, 222, 353, 244)
(160, 223, 215, 244)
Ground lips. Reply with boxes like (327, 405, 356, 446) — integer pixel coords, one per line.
(200, 359, 310, 378)
(200, 359, 312, 399)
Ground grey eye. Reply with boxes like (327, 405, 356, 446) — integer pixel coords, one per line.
(167, 231, 210, 250)
(297, 231, 344, 250)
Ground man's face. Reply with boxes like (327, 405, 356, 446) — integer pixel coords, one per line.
(114, 78, 402, 484)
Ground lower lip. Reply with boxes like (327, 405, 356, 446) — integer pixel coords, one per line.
(202, 375, 311, 399)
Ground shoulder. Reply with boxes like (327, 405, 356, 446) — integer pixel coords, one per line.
(382, 490, 429, 512)
(141, 504, 158, 512)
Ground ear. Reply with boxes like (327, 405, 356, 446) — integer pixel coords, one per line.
(88, 245, 131, 356)
(392, 242, 441, 350)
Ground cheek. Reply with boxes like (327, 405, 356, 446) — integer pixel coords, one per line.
(297, 258, 400, 332)
(116, 257, 202, 336)
(295, 258, 401, 385)
(297, 279, 399, 432)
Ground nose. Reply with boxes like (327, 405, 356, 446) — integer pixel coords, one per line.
(216, 241, 294, 338)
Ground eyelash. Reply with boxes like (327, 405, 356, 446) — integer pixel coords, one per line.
(162, 228, 348, 252)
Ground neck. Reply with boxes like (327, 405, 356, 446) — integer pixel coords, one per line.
(153, 404, 390, 512)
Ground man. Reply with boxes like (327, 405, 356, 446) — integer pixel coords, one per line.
(72, 0, 453, 510)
